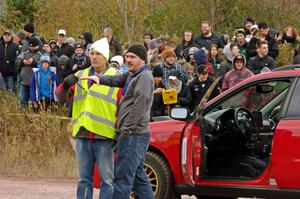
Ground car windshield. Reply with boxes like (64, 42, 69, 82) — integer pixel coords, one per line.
(213, 80, 290, 112)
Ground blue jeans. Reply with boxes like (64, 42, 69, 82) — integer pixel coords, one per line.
(3, 75, 15, 92)
(112, 133, 154, 199)
(19, 84, 30, 109)
(76, 138, 114, 199)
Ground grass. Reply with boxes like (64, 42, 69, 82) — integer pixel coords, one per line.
(0, 90, 77, 178)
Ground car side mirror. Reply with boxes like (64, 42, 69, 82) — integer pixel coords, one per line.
(170, 107, 190, 120)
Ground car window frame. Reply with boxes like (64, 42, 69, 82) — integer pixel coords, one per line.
(203, 77, 296, 117)
(285, 77, 300, 118)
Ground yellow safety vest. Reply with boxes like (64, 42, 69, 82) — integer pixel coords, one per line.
(72, 67, 119, 139)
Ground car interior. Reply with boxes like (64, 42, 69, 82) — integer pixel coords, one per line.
(201, 80, 291, 179)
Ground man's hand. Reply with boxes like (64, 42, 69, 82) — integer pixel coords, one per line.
(23, 58, 33, 65)
(72, 64, 78, 71)
(153, 88, 163, 94)
(80, 75, 99, 84)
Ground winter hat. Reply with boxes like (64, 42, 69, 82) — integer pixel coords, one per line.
(233, 54, 246, 65)
(110, 55, 124, 66)
(24, 23, 35, 33)
(189, 47, 199, 55)
(28, 37, 40, 47)
(197, 64, 209, 74)
(250, 25, 259, 32)
(168, 70, 181, 80)
(258, 22, 268, 29)
(193, 49, 207, 65)
(152, 66, 163, 78)
(40, 54, 51, 64)
(236, 29, 246, 36)
(16, 31, 26, 40)
(162, 48, 176, 60)
(58, 55, 69, 65)
(90, 38, 110, 61)
(75, 43, 85, 50)
(66, 37, 76, 46)
(127, 44, 147, 61)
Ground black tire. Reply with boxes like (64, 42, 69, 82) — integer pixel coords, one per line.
(145, 151, 176, 199)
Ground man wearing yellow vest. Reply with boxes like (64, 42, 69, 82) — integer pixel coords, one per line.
(57, 38, 119, 199)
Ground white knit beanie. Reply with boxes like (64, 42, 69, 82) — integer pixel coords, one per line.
(89, 38, 110, 61)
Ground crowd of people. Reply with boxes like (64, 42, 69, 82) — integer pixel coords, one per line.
(0, 18, 300, 115)
(1, 18, 300, 199)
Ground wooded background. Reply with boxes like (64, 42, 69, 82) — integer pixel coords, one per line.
(1, 0, 300, 45)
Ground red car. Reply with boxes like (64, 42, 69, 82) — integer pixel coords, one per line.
(95, 66, 300, 199)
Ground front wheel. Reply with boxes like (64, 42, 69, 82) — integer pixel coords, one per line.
(144, 151, 176, 199)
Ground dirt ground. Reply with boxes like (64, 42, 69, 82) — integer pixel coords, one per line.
(0, 176, 198, 199)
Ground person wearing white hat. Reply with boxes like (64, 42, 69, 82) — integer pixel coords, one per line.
(81, 44, 155, 199)
(56, 38, 121, 199)
(53, 29, 74, 58)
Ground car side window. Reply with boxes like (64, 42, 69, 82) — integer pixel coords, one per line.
(216, 80, 290, 112)
(286, 78, 300, 118)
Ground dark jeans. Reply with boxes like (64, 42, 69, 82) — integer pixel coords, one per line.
(112, 132, 155, 199)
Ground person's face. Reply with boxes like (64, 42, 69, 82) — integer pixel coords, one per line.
(42, 44, 51, 53)
(189, 54, 195, 62)
(234, 60, 244, 70)
(42, 62, 49, 71)
(89, 50, 106, 68)
(184, 32, 192, 42)
(231, 46, 239, 57)
(57, 34, 66, 43)
(169, 78, 178, 85)
(154, 77, 161, 84)
(3, 33, 12, 42)
(201, 23, 211, 35)
(258, 44, 268, 57)
(23, 30, 31, 37)
(144, 35, 151, 45)
(198, 72, 208, 81)
(210, 46, 218, 57)
(286, 28, 293, 37)
(75, 48, 84, 57)
(236, 33, 245, 43)
(126, 52, 144, 73)
(103, 29, 112, 39)
(260, 28, 268, 37)
(245, 22, 253, 29)
(165, 55, 175, 65)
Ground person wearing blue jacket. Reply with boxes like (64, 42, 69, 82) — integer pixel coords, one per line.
(30, 54, 59, 112)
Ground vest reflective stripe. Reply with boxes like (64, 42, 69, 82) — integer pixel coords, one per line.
(73, 88, 117, 104)
(72, 67, 118, 138)
(72, 111, 115, 127)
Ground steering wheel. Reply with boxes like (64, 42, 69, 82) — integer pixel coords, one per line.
(234, 107, 259, 143)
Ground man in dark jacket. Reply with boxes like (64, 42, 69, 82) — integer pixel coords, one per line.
(0, 30, 19, 92)
(66, 44, 91, 74)
(150, 66, 165, 119)
(53, 29, 75, 58)
(15, 37, 42, 109)
(22, 23, 43, 52)
(189, 65, 219, 112)
(247, 40, 275, 74)
(246, 22, 279, 60)
(103, 27, 122, 58)
(194, 21, 224, 50)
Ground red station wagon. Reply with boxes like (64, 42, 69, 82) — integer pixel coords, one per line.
(94, 66, 300, 199)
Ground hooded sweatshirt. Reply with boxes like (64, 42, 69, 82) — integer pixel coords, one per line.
(222, 55, 254, 91)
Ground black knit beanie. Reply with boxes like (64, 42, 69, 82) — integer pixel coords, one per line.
(127, 44, 147, 61)
(24, 23, 35, 33)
